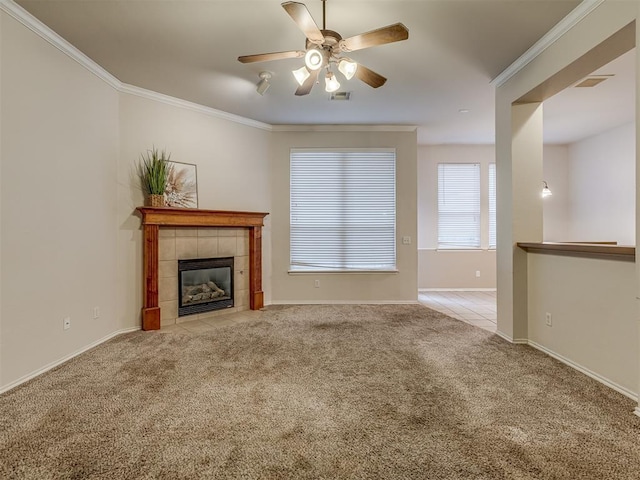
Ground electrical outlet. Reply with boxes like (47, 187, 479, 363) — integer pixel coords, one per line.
(93, 307, 100, 320)
(402, 236, 411, 245)
(63, 317, 71, 330)
(475, 270, 481, 278)
(545, 312, 552, 327)
(314, 279, 320, 288)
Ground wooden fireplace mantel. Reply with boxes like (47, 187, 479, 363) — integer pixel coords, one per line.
(136, 207, 269, 331)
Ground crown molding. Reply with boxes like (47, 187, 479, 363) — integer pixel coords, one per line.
(0, 0, 272, 132)
(491, 0, 605, 87)
(119, 84, 272, 131)
(272, 125, 417, 132)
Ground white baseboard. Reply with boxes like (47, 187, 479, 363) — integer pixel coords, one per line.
(495, 333, 638, 406)
(0, 326, 140, 395)
(271, 300, 419, 305)
(418, 288, 497, 292)
(527, 339, 637, 402)
(495, 330, 512, 342)
(494, 330, 528, 345)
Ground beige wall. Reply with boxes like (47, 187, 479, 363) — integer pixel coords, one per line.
(418, 144, 570, 289)
(1, 12, 119, 387)
(418, 249, 496, 289)
(496, 2, 640, 400)
(0, 7, 4, 386)
(542, 145, 569, 242)
(543, 123, 635, 244)
(417, 144, 496, 289)
(270, 129, 417, 303)
(568, 122, 635, 245)
(527, 253, 637, 396)
(117, 93, 271, 331)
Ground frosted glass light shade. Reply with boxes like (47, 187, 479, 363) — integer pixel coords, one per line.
(305, 49, 324, 70)
(292, 66, 311, 86)
(325, 72, 340, 93)
(542, 181, 552, 198)
(338, 59, 358, 80)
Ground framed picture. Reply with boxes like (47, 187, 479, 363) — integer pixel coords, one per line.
(165, 161, 198, 208)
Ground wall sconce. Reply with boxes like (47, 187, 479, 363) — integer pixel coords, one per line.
(256, 72, 272, 95)
(542, 181, 552, 198)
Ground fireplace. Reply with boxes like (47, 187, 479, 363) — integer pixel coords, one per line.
(178, 257, 234, 316)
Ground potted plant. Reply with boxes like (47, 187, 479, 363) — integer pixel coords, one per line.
(139, 147, 171, 207)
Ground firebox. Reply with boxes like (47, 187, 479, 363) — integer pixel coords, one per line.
(178, 257, 234, 316)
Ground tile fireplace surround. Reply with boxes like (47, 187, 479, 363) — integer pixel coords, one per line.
(136, 207, 269, 331)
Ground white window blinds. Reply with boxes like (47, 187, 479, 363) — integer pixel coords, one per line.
(290, 149, 396, 271)
(438, 163, 481, 249)
(489, 163, 496, 249)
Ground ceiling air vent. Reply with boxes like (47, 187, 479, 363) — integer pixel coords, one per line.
(574, 74, 614, 88)
(329, 91, 351, 101)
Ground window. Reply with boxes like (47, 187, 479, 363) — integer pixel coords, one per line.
(489, 163, 496, 249)
(290, 149, 396, 271)
(437, 163, 480, 248)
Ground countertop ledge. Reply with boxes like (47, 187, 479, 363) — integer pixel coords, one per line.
(517, 242, 635, 262)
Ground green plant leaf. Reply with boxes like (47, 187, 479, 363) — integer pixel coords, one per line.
(139, 146, 171, 195)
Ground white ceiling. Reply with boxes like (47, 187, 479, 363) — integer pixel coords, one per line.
(543, 47, 636, 145)
(14, 0, 632, 145)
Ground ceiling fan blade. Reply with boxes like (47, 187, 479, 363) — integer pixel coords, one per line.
(238, 50, 305, 64)
(355, 64, 387, 88)
(282, 1, 324, 45)
(295, 68, 320, 96)
(340, 23, 409, 52)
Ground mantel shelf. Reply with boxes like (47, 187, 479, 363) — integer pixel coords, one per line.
(137, 207, 268, 228)
(136, 207, 269, 331)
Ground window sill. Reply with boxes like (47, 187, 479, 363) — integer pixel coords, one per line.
(288, 269, 399, 275)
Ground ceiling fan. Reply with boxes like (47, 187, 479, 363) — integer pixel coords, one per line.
(238, 0, 409, 96)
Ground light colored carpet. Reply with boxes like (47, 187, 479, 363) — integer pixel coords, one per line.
(1, 304, 640, 479)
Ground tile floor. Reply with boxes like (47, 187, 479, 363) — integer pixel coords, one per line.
(418, 290, 497, 333)
(160, 309, 264, 334)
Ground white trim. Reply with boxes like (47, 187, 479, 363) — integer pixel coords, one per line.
(495, 330, 513, 342)
(0, 327, 140, 395)
(634, 406, 640, 418)
(528, 339, 637, 401)
(0, 0, 272, 132)
(0, 0, 120, 89)
(119, 84, 271, 131)
(418, 288, 496, 292)
(418, 248, 495, 252)
(491, 0, 605, 87)
(272, 125, 417, 132)
(495, 330, 528, 344)
(271, 300, 419, 305)
(289, 270, 399, 275)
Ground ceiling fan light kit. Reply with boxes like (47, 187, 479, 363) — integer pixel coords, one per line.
(325, 72, 341, 93)
(304, 48, 325, 70)
(338, 59, 358, 80)
(238, 0, 409, 96)
(293, 66, 311, 86)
